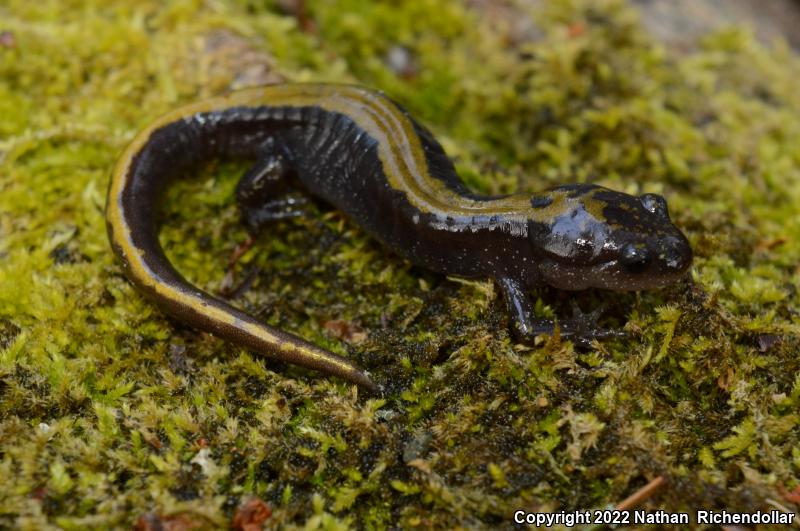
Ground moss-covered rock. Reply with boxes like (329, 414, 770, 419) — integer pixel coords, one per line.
(1, 0, 799, 528)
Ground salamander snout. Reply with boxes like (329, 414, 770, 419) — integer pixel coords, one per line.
(653, 234, 693, 274)
(619, 233, 692, 282)
(617, 193, 692, 281)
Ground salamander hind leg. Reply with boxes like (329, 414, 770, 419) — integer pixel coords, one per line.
(236, 141, 310, 235)
(498, 277, 626, 348)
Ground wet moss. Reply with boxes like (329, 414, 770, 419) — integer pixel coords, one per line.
(2, 0, 800, 528)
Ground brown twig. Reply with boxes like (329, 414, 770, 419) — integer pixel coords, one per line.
(616, 476, 666, 511)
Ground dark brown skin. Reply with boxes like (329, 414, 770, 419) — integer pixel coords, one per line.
(107, 84, 693, 392)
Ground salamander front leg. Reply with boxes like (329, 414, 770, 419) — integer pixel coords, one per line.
(498, 276, 540, 341)
(497, 277, 625, 347)
(236, 142, 310, 235)
(560, 301, 627, 347)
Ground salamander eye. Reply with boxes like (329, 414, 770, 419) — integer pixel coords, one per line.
(620, 243, 651, 273)
(640, 194, 669, 220)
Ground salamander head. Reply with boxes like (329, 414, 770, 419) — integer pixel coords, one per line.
(528, 184, 692, 291)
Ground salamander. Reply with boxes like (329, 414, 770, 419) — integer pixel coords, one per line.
(106, 83, 692, 393)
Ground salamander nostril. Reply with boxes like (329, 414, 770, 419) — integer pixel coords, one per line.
(620, 243, 650, 273)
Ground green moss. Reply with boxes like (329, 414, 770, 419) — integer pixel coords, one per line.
(2, 0, 800, 528)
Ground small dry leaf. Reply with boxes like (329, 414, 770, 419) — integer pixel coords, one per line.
(231, 497, 272, 531)
(323, 319, 367, 344)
